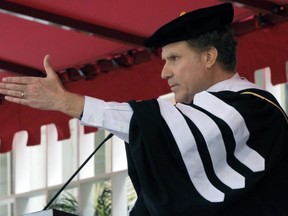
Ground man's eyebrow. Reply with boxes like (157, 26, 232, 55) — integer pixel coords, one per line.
(162, 52, 178, 60)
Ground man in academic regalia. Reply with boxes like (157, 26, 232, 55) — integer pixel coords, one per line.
(1, 3, 288, 216)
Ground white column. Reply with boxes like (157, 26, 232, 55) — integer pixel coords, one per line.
(112, 171, 128, 216)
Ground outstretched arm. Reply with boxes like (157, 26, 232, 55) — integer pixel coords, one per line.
(0, 55, 84, 118)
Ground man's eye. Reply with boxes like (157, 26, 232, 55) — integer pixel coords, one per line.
(168, 56, 179, 62)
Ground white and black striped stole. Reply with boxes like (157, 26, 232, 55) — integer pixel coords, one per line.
(157, 91, 265, 202)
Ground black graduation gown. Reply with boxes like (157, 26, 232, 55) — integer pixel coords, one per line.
(125, 88, 288, 216)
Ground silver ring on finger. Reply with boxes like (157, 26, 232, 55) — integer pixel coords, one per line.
(20, 91, 25, 98)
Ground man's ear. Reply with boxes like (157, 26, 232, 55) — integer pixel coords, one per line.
(205, 47, 218, 69)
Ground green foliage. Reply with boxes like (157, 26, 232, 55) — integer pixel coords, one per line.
(94, 185, 112, 216)
(48, 192, 79, 215)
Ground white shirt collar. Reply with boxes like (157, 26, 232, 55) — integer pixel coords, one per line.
(206, 73, 262, 92)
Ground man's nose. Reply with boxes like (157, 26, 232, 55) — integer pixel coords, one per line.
(161, 64, 172, 80)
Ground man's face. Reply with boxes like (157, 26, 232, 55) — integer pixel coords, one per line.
(161, 41, 211, 103)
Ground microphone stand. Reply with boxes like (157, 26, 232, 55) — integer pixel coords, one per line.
(43, 132, 114, 211)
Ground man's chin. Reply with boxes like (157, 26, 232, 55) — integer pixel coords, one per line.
(175, 95, 193, 104)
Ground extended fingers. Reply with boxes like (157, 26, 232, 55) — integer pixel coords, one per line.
(0, 79, 31, 99)
(0, 82, 25, 91)
(0, 87, 26, 99)
(1, 76, 36, 85)
(4, 95, 29, 106)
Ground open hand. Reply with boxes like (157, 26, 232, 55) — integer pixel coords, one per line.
(0, 55, 66, 111)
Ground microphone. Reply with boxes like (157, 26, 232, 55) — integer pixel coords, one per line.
(42, 132, 114, 211)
